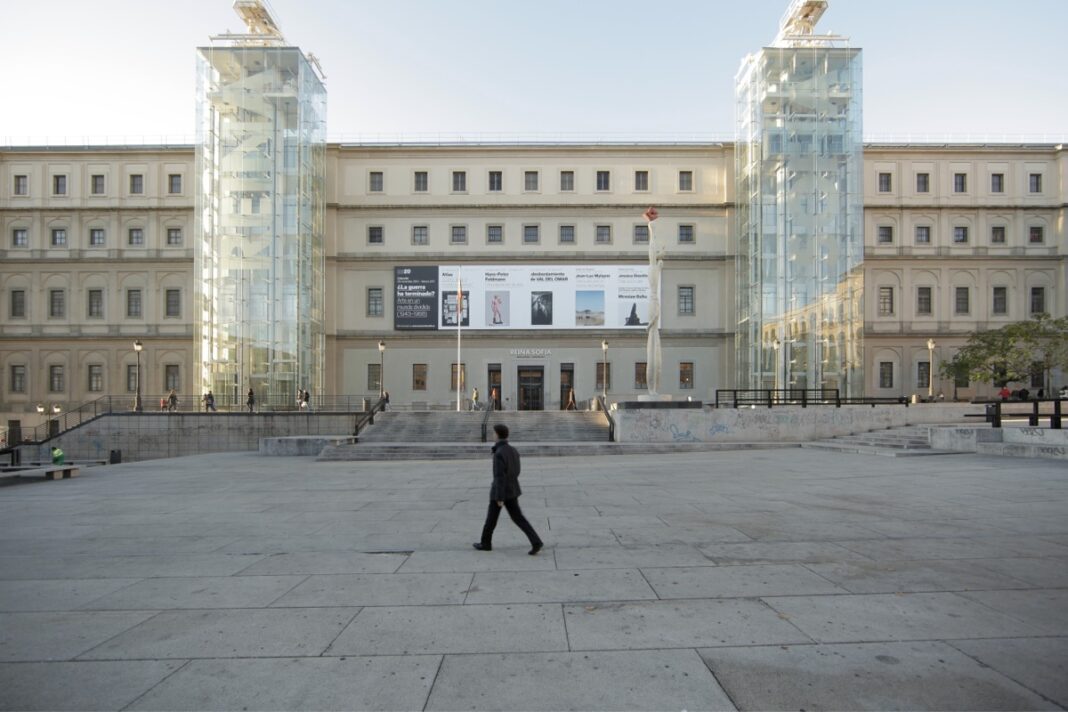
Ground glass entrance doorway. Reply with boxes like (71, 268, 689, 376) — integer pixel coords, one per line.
(488, 364, 502, 409)
(560, 363, 575, 410)
(517, 367, 544, 411)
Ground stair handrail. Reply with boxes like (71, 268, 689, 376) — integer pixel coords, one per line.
(480, 401, 494, 442)
(596, 396, 615, 442)
(353, 395, 388, 439)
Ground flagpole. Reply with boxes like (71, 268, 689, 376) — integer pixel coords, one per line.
(456, 274, 462, 412)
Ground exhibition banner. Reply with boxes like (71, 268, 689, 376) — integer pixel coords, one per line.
(394, 265, 652, 331)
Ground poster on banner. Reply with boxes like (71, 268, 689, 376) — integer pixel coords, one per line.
(395, 265, 654, 330)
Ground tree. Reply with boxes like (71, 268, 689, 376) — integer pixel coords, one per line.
(940, 315, 1068, 392)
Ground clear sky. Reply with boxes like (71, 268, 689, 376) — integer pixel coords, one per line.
(1, 0, 1065, 142)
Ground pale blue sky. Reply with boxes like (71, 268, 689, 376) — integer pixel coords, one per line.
(1, 0, 1065, 142)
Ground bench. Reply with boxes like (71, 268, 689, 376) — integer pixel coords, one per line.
(0, 465, 81, 480)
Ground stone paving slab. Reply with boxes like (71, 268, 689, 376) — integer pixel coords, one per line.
(0, 660, 186, 711)
(563, 598, 813, 650)
(971, 556, 1068, 588)
(804, 558, 1035, 594)
(425, 649, 736, 711)
(80, 575, 307, 610)
(397, 549, 557, 573)
(837, 535, 1068, 561)
(949, 636, 1068, 709)
(0, 579, 142, 612)
(271, 573, 472, 607)
(958, 589, 1068, 635)
(0, 553, 266, 580)
(465, 568, 657, 604)
(126, 656, 441, 711)
(553, 543, 713, 569)
(78, 608, 358, 660)
(764, 591, 1045, 643)
(0, 611, 157, 662)
(642, 563, 846, 599)
(235, 551, 407, 576)
(699, 641, 1059, 711)
(327, 603, 568, 656)
(698, 541, 873, 565)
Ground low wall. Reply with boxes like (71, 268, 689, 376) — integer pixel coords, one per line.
(18, 413, 358, 464)
(613, 403, 983, 443)
(931, 425, 1068, 460)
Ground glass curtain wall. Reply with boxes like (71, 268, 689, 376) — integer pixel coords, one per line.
(736, 44, 864, 397)
(195, 46, 326, 408)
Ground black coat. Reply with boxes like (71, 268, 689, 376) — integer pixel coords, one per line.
(490, 440, 521, 501)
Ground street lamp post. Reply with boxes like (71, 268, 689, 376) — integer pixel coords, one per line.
(927, 338, 937, 401)
(133, 340, 143, 412)
(601, 339, 608, 404)
(771, 338, 781, 396)
(378, 340, 386, 399)
(36, 403, 45, 440)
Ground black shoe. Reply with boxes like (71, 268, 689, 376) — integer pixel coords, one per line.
(528, 543, 543, 556)
(472, 543, 491, 551)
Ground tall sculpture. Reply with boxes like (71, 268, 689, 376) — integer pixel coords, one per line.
(643, 207, 664, 396)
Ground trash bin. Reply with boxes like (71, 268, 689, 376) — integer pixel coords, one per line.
(109, 449, 122, 464)
(984, 404, 996, 423)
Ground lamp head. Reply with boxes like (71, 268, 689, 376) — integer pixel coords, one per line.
(133, 340, 143, 352)
(378, 341, 385, 353)
(601, 339, 608, 353)
(36, 404, 45, 414)
(51, 404, 61, 414)
(926, 338, 936, 350)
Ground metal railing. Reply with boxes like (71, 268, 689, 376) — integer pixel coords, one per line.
(353, 396, 388, 439)
(979, 399, 1064, 429)
(714, 388, 915, 409)
(596, 396, 615, 442)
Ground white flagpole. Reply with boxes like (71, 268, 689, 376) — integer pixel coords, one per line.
(456, 273, 462, 412)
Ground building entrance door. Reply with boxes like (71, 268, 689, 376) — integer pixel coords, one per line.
(560, 363, 574, 410)
(488, 364, 502, 409)
(517, 367, 544, 411)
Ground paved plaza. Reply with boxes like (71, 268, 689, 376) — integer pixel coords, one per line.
(1, 446, 1066, 710)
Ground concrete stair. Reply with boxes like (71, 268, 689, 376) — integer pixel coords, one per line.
(354, 410, 610, 445)
(801, 425, 965, 457)
(316, 440, 794, 461)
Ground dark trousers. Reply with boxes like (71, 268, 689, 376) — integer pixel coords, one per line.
(481, 498, 542, 547)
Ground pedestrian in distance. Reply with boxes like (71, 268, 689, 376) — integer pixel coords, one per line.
(167, 389, 178, 412)
(203, 390, 217, 412)
(473, 423, 543, 555)
(246, 388, 255, 413)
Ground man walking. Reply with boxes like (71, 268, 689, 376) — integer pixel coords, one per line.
(474, 424, 543, 555)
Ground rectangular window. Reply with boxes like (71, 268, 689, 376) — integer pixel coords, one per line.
(53, 175, 66, 195)
(165, 289, 181, 318)
(595, 362, 611, 391)
(954, 173, 967, 193)
(10, 289, 26, 318)
(368, 171, 383, 192)
(450, 363, 466, 391)
(10, 365, 26, 393)
(1030, 365, 1044, 389)
(523, 171, 539, 191)
(87, 289, 103, 318)
(915, 225, 930, 244)
(877, 172, 892, 192)
(126, 289, 142, 318)
(878, 286, 894, 316)
(165, 364, 180, 391)
(12, 228, 28, 247)
(368, 363, 381, 392)
(877, 226, 893, 244)
(879, 361, 893, 389)
(559, 170, 574, 191)
(1029, 173, 1042, 193)
(128, 228, 144, 246)
(91, 174, 105, 194)
(991, 225, 1006, 244)
(367, 226, 384, 245)
(168, 174, 182, 194)
(595, 225, 611, 244)
(88, 364, 103, 392)
(595, 170, 610, 191)
(129, 174, 144, 194)
(1029, 226, 1044, 244)
(917, 361, 930, 389)
(412, 225, 428, 245)
(955, 370, 969, 388)
(14, 174, 28, 195)
(678, 170, 693, 191)
(991, 173, 1004, 193)
(367, 287, 384, 317)
(451, 171, 466, 192)
(634, 362, 647, 389)
(916, 286, 932, 315)
(488, 171, 503, 192)
(558, 225, 575, 244)
(679, 362, 694, 390)
(1031, 287, 1046, 315)
(90, 228, 105, 246)
(126, 364, 138, 393)
(165, 228, 182, 246)
(49, 289, 65, 318)
(678, 285, 695, 315)
(486, 225, 503, 244)
(634, 170, 649, 191)
(450, 225, 467, 244)
(678, 224, 695, 244)
(992, 286, 1008, 315)
(523, 225, 539, 244)
(51, 228, 67, 247)
(955, 286, 970, 315)
(633, 224, 649, 244)
(412, 364, 427, 391)
(414, 171, 428, 192)
(953, 226, 969, 244)
(916, 173, 929, 193)
(49, 365, 65, 392)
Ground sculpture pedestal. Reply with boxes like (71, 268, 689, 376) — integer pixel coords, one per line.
(637, 394, 674, 402)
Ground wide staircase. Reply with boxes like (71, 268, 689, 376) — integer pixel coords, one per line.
(800, 425, 965, 457)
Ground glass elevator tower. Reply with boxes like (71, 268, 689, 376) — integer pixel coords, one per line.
(735, 0, 864, 397)
(195, 1, 326, 407)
